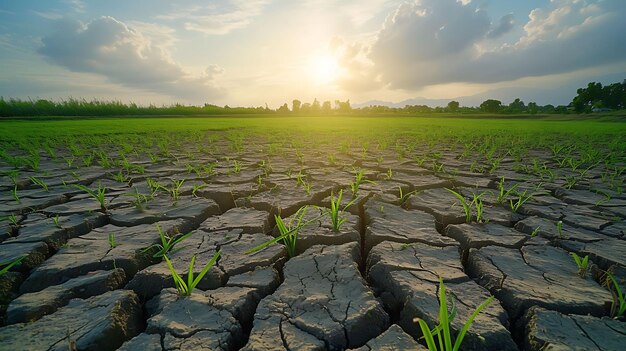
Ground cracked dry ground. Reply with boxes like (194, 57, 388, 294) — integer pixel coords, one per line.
(1, 135, 625, 351)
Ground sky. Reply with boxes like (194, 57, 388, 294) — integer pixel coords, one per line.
(1, 0, 625, 108)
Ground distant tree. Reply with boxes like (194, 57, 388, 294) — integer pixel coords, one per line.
(292, 99, 301, 113)
(508, 98, 525, 113)
(480, 99, 502, 113)
(277, 103, 290, 113)
(527, 102, 538, 114)
(322, 100, 332, 114)
(447, 100, 459, 112)
(311, 98, 321, 113)
(300, 102, 312, 114)
(335, 99, 351, 113)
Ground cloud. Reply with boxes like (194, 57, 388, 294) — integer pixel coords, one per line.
(158, 0, 269, 35)
(487, 14, 515, 38)
(339, 0, 626, 91)
(38, 16, 224, 101)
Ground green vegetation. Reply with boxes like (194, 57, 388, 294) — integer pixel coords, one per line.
(326, 190, 356, 232)
(605, 271, 626, 318)
(0, 256, 25, 276)
(73, 182, 107, 212)
(414, 277, 494, 351)
(163, 250, 221, 296)
(246, 206, 315, 258)
(145, 224, 193, 258)
(570, 253, 590, 278)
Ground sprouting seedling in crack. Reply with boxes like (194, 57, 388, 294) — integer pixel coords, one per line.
(144, 224, 193, 258)
(509, 189, 532, 213)
(326, 189, 357, 232)
(556, 220, 563, 239)
(73, 182, 107, 212)
(350, 168, 375, 197)
(495, 177, 518, 205)
(445, 188, 484, 224)
(0, 255, 26, 276)
(398, 187, 417, 208)
(163, 250, 221, 296)
(570, 252, 589, 278)
(245, 206, 318, 258)
(29, 176, 49, 191)
(414, 276, 494, 351)
(605, 271, 626, 318)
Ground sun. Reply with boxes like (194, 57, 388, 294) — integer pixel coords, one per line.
(311, 54, 339, 85)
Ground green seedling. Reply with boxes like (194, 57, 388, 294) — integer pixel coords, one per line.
(123, 188, 150, 211)
(302, 180, 312, 195)
(509, 190, 532, 213)
(0, 256, 25, 276)
(384, 168, 393, 180)
(327, 190, 356, 232)
(570, 252, 589, 278)
(398, 187, 417, 207)
(168, 179, 185, 201)
(145, 224, 193, 258)
(73, 182, 107, 212)
(110, 171, 128, 183)
(232, 160, 242, 173)
(556, 220, 563, 239)
(108, 233, 117, 248)
(163, 250, 221, 296)
(414, 277, 494, 351)
(246, 206, 312, 258)
(11, 185, 19, 203)
(52, 214, 61, 228)
(7, 170, 18, 185)
(530, 226, 541, 237)
(29, 176, 49, 191)
(605, 272, 626, 318)
(495, 177, 518, 205)
(192, 184, 207, 197)
(445, 188, 473, 223)
(473, 193, 486, 223)
(351, 168, 375, 197)
(6, 213, 19, 227)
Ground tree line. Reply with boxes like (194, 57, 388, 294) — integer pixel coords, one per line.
(1, 80, 624, 117)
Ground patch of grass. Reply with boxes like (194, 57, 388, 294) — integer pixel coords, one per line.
(108, 233, 117, 248)
(495, 177, 518, 205)
(509, 189, 532, 213)
(414, 277, 494, 351)
(163, 250, 221, 296)
(350, 168, 375, 197)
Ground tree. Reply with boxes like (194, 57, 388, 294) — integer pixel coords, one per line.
(322, 100, 332, 114)
(277, 103, 289, 113)
(335, 99, 351, 113)
(480, 99, 502, 113)
(292, 99, 301, 113)
(311, 98, 321, 113)
(527, 102, 538, 114)
(447, 101, 459, 112)
(508, 98, 525, 113)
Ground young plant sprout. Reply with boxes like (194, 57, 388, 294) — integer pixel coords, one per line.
(605, 271, 626, 318)
(0, 256, 26, 276)
(145, 224, 193, 258)
(414, 277, 494, 351)
(326, 190, 357, 232)
(556, 220, 563, 239)
(73, 182, 107, 212)
(168, 179, 185, 201)
(29, 176, 49, 191)
(163, 250, 221, 296)
(509, 189, 532, 213)
(52, 214, 61, 228)
(495, 177, 518, 205)
(11, 185, 19, 203)
(445, 188, 473, 223)
(108, 233, 117, 248)
(530, 226, 541, 237)
(398, 187, 417, 207)
(192, 184, 207, 197)
(570, 252, 589, 278)
(245, 206, 313, 258)
(351, 168, 375, 197)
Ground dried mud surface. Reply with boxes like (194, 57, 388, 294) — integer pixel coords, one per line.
(1, 133, 625, 350)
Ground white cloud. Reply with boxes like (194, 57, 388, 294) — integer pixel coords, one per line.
(38, 16, 224, 101)
(339, 0, 626, 91)
(158, 0, 270, 35)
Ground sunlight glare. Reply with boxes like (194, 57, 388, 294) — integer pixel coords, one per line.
(311, 55, 339, 85)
